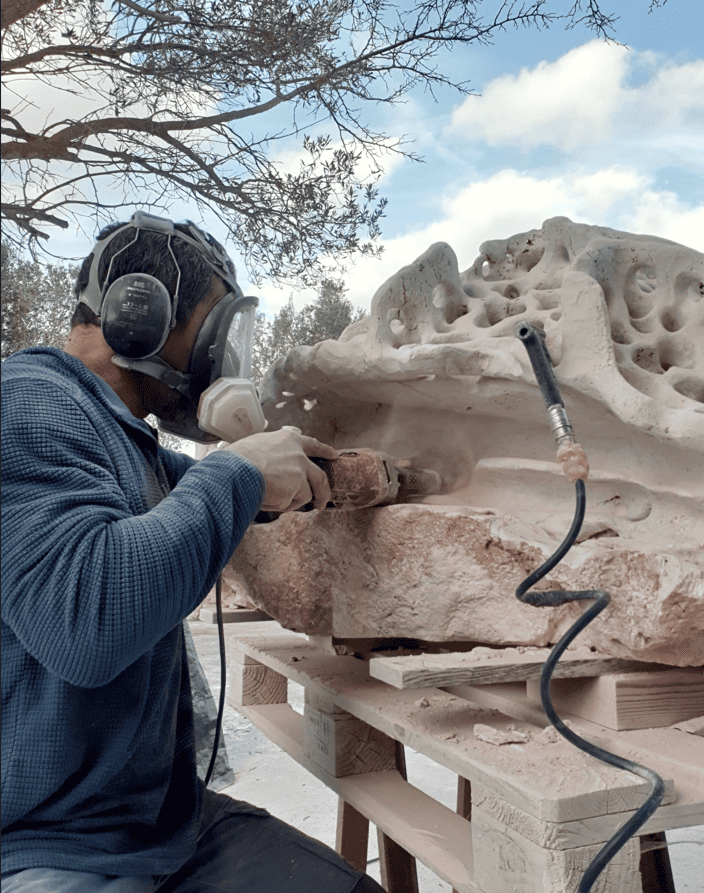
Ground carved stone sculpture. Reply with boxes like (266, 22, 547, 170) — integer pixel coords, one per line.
(227, 217, 704, 666)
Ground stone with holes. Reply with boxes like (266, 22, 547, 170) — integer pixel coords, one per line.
(232, 217, 703, 665)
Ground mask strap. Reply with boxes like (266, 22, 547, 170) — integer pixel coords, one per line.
(111, 355, 194, 397)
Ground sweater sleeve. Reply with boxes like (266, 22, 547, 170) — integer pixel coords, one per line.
(1, 376, 265, 689)
(159, 445, 197, 489)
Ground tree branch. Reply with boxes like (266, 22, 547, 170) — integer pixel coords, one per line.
(116, 0, 183, 25)
(1, 0, 53, 30)
(1, 202, 69, 233)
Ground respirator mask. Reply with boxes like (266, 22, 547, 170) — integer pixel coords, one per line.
(77, 210, 265, 443)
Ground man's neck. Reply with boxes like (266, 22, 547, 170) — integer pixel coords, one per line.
(64, 325, 148, 418)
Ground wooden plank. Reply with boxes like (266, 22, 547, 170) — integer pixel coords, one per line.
(226, 620, 292, 637)
(199, 606, 272, 624)
(447, 682, 704, 848)
(470, 783, 702, 852)
(336, 798, 369, 872)
(235, 636, 682, 827)
(525, 669, 704, 731)
(242, 702, 478, 893)
(442, 681, 549, 727)
(370, 647, 666, 690)
(447, 681, 704, 789)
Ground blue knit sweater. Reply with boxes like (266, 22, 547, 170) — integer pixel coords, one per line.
(1, 348, 265, 877)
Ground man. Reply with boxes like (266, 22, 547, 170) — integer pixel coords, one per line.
(1, 214, 385, 892)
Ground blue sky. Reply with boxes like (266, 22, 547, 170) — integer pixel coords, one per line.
(16, 1, 703, 319)
(249, 0, 704, 317)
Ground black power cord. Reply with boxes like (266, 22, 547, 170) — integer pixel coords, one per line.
(516, 324, 665, 891)
(516, 480, 665, 891)
(203, 574, 227, 788)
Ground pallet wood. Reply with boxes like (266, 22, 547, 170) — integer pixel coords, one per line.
(227, 660, 287, 706)
(199, 606, 272, 624)
(525, 668, 704, 731)
(303, 691, 397, 777)
(226, 626, 704, 893)
(369, 647, 668, 690)
(472, 802, 643, 893)
(229, 637, 686, 827)
(242, 703, 476, 892)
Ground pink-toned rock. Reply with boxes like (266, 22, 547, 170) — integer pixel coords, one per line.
(227, 504, 703, 666)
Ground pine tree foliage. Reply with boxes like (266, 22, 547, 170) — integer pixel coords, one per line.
(251, 278, 364, 383)
(1, 241, 78, 360)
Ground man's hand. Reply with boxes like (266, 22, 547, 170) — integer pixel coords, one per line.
(222, 427, 337, 512)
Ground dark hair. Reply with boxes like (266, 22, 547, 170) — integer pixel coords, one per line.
(71, 220, 229, 330)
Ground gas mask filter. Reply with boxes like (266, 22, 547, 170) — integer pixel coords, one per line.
(196, 301, 267, 443)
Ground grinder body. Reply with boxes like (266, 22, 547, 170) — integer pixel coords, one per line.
(312, 448, 441, 508)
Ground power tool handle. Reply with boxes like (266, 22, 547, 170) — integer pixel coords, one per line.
(310, 456, 333, 477)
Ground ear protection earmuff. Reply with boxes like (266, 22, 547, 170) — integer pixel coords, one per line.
(101, 274, 173, 359)
(77, 210, 259, 443)
(79, 212, 183, 360)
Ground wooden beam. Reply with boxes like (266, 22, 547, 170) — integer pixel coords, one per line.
(472, 804, 643, 893)
(226, 659, 287, 707)
(453, 777, 472, 893)
(639, 832, 677, 893)
(526, 668, 704, 731)
(242, 703, 477, 893)
(370, 648, 668, 690)
(377, 742, 419, 893)
(303, 691, 397, 777)
(336, 798, 369, 873)
(199, 606, 272, 624)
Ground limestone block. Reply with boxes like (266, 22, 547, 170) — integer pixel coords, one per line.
(237, 218, 703, 666)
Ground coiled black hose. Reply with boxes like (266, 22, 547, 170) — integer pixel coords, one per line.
(516, 470, 665, 891)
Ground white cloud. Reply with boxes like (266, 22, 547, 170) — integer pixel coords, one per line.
(624, 189, 704, 252)
(316, 168, 704, 314)
(640, 59, 704, 129)
(450, 40, 704, 155)
(451, 41, 629, 150)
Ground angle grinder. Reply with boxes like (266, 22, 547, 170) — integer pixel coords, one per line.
(311, 448, 442, 509)
(196, 382, 441, 508)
